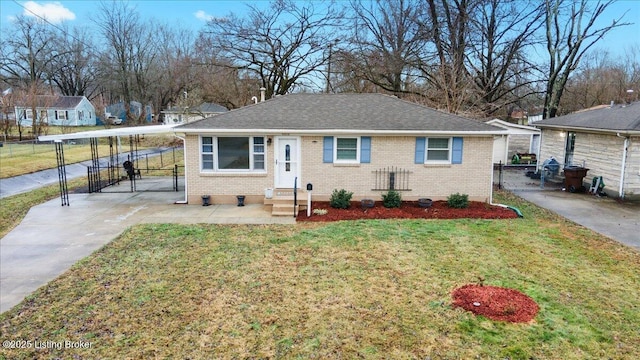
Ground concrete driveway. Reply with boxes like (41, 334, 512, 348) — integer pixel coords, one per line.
(0, 178, 294, 313)
(497, 167, 640, 250)
(514, 190, 639, 250)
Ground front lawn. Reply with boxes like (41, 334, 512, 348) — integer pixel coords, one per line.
(1, 193, 639, 359)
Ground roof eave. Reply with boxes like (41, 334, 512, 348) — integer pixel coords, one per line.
(174, 128, 506, 136)
(535, 123, 640, 136)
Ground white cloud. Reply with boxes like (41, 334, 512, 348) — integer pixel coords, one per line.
(23, 1, 75, 24)
(194, 10, 212, 22)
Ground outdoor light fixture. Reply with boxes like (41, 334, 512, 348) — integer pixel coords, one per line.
(267, 138, 272, 146)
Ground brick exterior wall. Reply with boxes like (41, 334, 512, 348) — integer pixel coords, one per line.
(539, 129, 640, 199)
(184, 134, 495, 204)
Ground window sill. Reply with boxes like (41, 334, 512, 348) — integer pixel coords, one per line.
(333, 163, 361, 167)
(199, 171, 267, 177)
(423, 163, 452, 168)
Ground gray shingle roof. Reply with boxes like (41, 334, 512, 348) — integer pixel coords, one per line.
(534, 102, 640, 132)
(17, 96, 84, 109)
(164, 102, 228, 114)
(176, 93, 499, 133)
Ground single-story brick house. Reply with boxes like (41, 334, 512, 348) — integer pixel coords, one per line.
(174, 94, 505, 214)
(535, 102, 640, 200)
(15, 95, 96, 126)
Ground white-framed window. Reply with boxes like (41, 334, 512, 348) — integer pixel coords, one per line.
(56, 110, 67, 121)
(78, 110, 84, 120)
(425, 137, 451, 163)
(334, 136, 360, 163)
(23, 109, 33, 120)
(201, 136, 266, 172)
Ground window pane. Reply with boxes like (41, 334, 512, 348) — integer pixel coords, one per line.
(427, 149, 449, 161)
(202, 154, 214, 169)
(218, 137, 249, 169)
(337, 138, 357, 149)
(428, 138, 449, 149)
(337, 149, 357, 160)
(254, 154, 264, 170)
(336, 138, 357, 160)
(202, 137, 213, 145)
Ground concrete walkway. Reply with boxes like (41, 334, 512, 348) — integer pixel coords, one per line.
(0, 178, 294, 313)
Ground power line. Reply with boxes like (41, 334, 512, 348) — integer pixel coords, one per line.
(11, 0, 99, 52)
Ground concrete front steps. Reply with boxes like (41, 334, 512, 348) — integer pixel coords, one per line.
(264, 188, 308, 216)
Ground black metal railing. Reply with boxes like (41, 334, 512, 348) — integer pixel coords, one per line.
(372, 167, 412, 191)
(293, 176, 298, 217)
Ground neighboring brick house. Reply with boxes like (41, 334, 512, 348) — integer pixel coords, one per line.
(174, 94, 505, 213)
(15, 95, 96, 126)
(535, 102, 640, 200)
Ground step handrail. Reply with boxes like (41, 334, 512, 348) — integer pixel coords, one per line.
(293, 177, 297, 217)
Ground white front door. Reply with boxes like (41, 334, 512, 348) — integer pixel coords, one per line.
(275, 137, 300, 188)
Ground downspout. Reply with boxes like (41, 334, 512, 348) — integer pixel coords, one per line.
(617, 133, 629, 199)
(174, 134, 188, 204)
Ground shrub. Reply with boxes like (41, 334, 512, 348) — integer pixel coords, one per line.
(447, 192, 469, 209)
(382, 189, 402, 208)
(330, 189, 353, 209)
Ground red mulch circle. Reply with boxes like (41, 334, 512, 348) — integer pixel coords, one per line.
(297, 201, 518, 222)
(451, 284, 539, 323)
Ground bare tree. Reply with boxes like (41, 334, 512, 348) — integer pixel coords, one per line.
(543, 0, 630, 118)
(346, 0, 427, 95)
(466, 0, 544, 116)
(201, 0, 343, 99)
(94, 1, 159, 124)
(420, 0, 474, 113)
(49, 26, 97, 98)
(0, 16, 62, 136)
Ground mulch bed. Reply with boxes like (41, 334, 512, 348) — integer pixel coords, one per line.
(451, 284, 539, 323)
(297, 201, 519, 222)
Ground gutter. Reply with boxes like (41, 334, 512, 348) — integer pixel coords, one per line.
(617, 133, 629, 199)
(174, 134, 188, 204)
(535, 124, 640, 136)
(175, 129, 507, 136)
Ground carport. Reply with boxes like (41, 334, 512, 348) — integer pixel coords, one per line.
(38, 124, 183, 206)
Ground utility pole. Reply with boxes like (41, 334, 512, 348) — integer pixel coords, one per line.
(325, 39, 339, 93)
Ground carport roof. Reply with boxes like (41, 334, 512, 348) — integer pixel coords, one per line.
(38, 124, 180, 142)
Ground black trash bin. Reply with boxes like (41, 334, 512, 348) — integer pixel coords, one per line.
(564, 166, 589, 192)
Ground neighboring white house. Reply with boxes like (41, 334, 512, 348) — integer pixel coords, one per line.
(534, 102, 640, 200)
(161, 102, 228, 124)
(14, 96, 96, 126)
(485, 119, 541, 164)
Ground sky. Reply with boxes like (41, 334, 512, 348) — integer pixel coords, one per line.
(0, 0, 639, 58)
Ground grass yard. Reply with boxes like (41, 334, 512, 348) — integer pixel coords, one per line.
(0, 192, 639, 359)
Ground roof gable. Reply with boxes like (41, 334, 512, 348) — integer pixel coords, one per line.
(176, 94, 500, 133)
(534, 102, 640, 133)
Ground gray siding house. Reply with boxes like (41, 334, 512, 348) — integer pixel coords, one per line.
(15, 96, 96, 126)
(535, 102, 640, 200)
